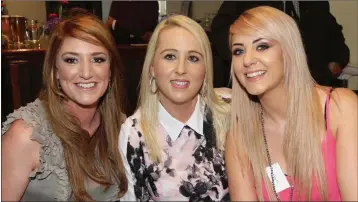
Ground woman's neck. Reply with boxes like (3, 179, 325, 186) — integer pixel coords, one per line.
(160, 95, 198, 123)
(64, 100, 100, 136)
(259, 85, 288, 126)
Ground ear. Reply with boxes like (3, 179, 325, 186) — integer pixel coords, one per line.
(56, 69, 60, 80)
(149, 64, 155, 77)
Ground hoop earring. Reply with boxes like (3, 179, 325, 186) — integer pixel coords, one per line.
(149, 76, 158, 94)
(200, 81, 207, 97)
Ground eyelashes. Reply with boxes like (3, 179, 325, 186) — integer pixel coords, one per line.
(188, 55, 199, 63)
(164, 54, 176, 60)
(232, 48, 244, 56)
(163, 54, 200, 63)
(91, 57, 107, 63)
(63, 57, 79, 64)
(232, 43, 271, 56)
(257, 44, 270, 51)
(62, 57, 107, 64)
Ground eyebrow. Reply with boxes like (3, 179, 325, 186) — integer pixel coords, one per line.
(160, 49, 177, 54)
(189, 50, 203, 57)
(232, 38, 265, 47)
(61, 52, 107, 57)
(160, 49, 203, 57)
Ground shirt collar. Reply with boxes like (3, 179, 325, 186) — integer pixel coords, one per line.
(159, 96, 204, 141)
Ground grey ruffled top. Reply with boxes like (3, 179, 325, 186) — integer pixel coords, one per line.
(2, 99, 120, 201)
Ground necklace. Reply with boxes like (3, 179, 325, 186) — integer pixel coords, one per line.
(260, 105, 294, 201)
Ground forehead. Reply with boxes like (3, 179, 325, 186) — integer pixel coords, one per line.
(58, 36, 108, 54)
(157, 27, 202, 52)
(232, 33, 263, 43)
(231, 32, 279, 46)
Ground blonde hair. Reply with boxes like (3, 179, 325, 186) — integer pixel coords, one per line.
(138, 14, 231, 163)
(229, 6, 327, 201)
(39, 14, 127, 201)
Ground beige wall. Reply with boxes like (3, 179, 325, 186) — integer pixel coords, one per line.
(166, 1, 182, 15)
(330, 1, 358, 89)
(330, 1, 358, 67)
(191, 1, 222, 20)
(4, 0, 46, 23)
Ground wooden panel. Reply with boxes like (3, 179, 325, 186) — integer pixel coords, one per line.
(1, 50, 45, 122)
(118, 45, 147, 116)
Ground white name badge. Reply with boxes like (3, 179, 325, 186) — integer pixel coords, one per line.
(265, 163, 291, 193)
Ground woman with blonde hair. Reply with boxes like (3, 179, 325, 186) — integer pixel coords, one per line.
(226, 6, 357, 201)
(2, 13, 128, 201)
(119, 14, 231, 201)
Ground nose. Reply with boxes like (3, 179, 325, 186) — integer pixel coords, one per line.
(243, 49, 258, 67)
(175, 58, 187, 75)
(79, 60, 93, 79)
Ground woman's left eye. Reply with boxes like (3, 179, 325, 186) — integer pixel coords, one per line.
(91, 57, 107, 63)
(257, 44, 270, 51)
(64, 57, 78, 64)
(188, 56, 199, 63)
(164, 54, 176, 60)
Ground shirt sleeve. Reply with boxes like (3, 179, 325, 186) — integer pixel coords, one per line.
(118, 119, 136, 201)
(214, 87, 232, 102)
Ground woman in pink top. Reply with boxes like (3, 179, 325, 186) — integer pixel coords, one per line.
(226, 6, 357, 201)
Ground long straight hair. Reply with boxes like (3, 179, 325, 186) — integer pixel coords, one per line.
(138, 15, 231, 163)
(229, 6, 327, 201)
(39, 14, 127, 201)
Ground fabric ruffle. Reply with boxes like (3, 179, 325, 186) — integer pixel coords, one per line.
(2, 99, 72, 200)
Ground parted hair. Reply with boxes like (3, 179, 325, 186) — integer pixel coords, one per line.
(39, 14, 128, 201)
(229, 6, 327, 201)
(138, 14, 231, 163)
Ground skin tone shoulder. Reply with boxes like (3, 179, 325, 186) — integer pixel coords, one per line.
(151, 26, 206, 122)
(227, 32, 357, 200)
(1, 36, 111, 200)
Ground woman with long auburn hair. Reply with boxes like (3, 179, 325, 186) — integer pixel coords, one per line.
(2, 13, 128, 201)
(119, 14, 231, 201)
(226, 6, 357, 201)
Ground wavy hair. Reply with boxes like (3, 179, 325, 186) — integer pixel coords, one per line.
(138, 14, 231, 163)
(229, 6, 327, 201)
(39, 14, 127, 201)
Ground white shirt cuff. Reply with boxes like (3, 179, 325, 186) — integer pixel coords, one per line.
(112, 19, 116, 30)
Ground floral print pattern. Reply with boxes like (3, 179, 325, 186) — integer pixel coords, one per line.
(126, 109, 230, 201)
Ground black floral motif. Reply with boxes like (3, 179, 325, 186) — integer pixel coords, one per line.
(126, 109, 230, 201)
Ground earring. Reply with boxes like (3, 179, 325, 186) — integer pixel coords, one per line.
(200, 81, 207, 97)
(149, 76, 158, 94)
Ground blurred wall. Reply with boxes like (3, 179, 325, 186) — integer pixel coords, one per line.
(4, 0, 46, 23)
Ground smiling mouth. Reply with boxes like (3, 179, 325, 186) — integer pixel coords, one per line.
(171, 80, 190, 88)
(76, 82, 96, 89)
(246, 70, 266, 78)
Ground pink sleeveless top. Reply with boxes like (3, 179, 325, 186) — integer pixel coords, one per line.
(262, 89, 341, 201)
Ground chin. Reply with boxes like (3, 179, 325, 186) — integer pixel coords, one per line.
(71, 97, 101, 108)
(169, 97, 192, 105)
(169, 93, 198, 105)
(244, 85, 267, 96)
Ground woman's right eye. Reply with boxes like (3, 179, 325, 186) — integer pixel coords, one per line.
(164, 54, 176, 60)
(64, 58, 78, 64)
(232, 48, 244, 56)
